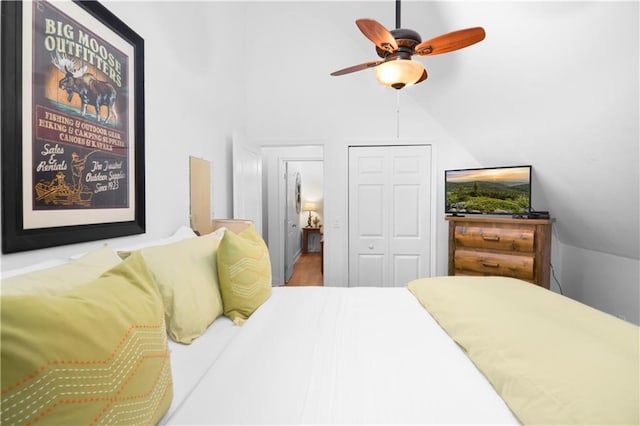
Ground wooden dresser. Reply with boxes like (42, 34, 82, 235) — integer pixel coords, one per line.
(446, 216, 552, 288)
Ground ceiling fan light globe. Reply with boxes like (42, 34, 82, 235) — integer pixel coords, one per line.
(374, 59, 424, 89)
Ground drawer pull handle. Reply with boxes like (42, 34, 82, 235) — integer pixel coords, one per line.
(482, 234, 500, 242)
(481, 261, 500, 268)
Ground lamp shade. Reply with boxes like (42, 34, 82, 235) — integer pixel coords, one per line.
(302, 202, 318, 212)
(374, 59, 424, 90)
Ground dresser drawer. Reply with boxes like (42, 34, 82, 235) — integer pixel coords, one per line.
(454, 249, 534, 280)
(454, 226, 535, 253)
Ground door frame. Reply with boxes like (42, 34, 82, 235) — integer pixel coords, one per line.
(277, 157, 324, 284)
(232, 133, 263, 234)
(260, 144, 324, 285)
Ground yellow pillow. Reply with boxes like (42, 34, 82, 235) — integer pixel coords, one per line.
(408, 276, 640, 425)
(140, 229, 224, 343)
(1, 245, 121, 295)
(0, 252, 173, 425)
(217, 224, 272, 322)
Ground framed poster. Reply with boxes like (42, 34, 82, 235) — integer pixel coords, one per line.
(1, 0, 145, 253)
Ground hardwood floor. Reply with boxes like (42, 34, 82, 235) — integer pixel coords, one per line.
(285, 253, 323, 286)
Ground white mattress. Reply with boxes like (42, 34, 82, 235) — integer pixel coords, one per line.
(166, 287, 518, 424)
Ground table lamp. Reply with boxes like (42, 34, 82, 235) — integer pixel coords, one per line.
(302, 202, 317, 227)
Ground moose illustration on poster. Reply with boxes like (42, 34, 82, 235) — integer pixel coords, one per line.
(32, 0, 129, 210)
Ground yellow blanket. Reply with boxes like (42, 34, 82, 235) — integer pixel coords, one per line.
(408, 276, 639, 425)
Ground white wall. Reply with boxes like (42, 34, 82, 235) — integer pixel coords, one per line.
(558, 242, 640, 325)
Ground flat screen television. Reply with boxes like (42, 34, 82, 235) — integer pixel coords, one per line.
(445, 165, 532, 215)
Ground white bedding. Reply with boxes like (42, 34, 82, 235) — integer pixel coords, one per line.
(166, 287, 518, 425)
(162, 316, 239, 423)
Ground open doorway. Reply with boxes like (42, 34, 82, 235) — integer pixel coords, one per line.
(261, 146, 323, 286)
(284, 160, 323, 286)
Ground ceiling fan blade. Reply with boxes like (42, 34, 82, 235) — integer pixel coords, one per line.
(330, 60, 383, 76)
(414, 27, 485, 56)
(356, 19, 398, 53)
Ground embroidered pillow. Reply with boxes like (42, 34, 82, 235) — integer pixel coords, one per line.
(1, 252, 173, 425)
(217, 224, 272, 323)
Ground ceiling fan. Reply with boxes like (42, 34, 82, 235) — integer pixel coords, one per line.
(330, 0, 486, 89)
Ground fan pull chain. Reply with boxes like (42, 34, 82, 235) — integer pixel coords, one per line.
(396, 91, 401, 139)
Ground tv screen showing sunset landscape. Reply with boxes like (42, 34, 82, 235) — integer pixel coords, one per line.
(445, 165, 532, 215)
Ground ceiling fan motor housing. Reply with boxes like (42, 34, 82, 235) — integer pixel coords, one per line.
(375, 28, 422, 58)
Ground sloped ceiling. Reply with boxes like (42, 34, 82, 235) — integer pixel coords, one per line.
(398, 1, 639, 259)
(240, 1, 638, 260)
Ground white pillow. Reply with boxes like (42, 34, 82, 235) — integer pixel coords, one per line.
(116, 226, 198, 258)
(170, 226, 199, 240)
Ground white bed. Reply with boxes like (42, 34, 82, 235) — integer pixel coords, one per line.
(164, 287, 518, 425)
(3, 226, 637, 425)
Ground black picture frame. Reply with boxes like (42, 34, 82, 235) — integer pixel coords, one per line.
(1, 0, 145, 253)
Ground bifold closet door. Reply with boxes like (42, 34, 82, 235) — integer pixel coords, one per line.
(348, 145, 431, 287)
